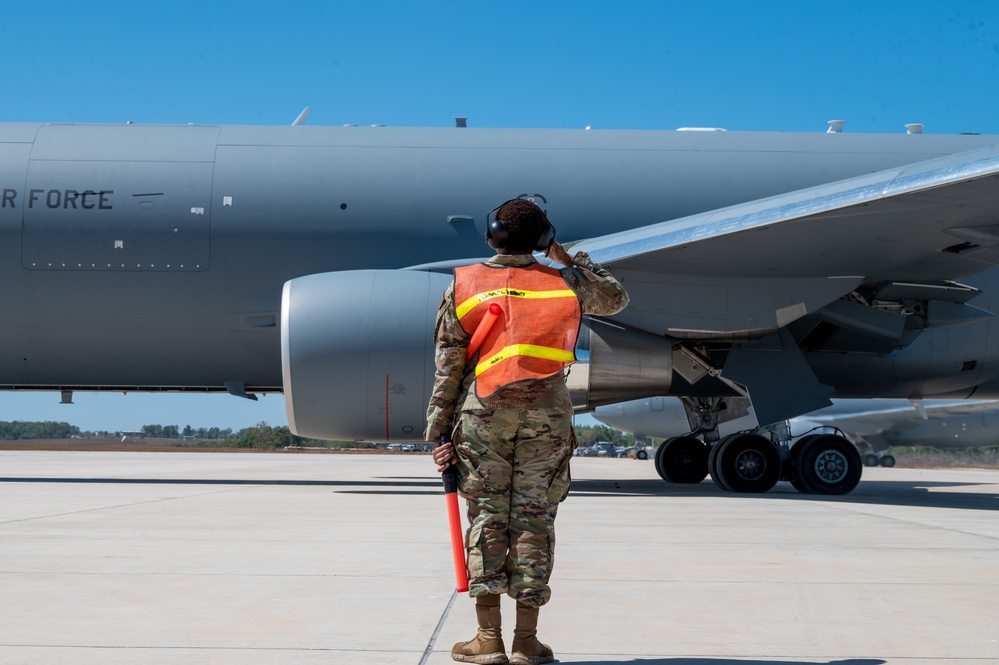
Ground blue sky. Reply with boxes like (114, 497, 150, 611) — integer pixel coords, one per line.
(2, 1, 999, 432)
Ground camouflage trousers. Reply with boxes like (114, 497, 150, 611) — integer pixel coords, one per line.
(454, 407, 575, 607)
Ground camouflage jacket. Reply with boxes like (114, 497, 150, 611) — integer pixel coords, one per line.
(424, 251, 629, 441)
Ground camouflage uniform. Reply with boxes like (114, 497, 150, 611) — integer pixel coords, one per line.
(426, 252, 628, 607)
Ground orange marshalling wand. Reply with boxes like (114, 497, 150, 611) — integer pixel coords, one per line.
(440, 302, 503, 593)
(441, 465, 469, 592)
(465, 302, 503, 363)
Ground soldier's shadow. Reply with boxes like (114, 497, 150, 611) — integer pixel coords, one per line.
(567, 476, 999, 511)
(565, 659, 885, 665)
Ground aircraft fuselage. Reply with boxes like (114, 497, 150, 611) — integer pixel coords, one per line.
(1, 122, 998, 394)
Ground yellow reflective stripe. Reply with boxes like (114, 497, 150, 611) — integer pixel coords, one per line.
(456, 288, 576, 320)
(476, 344, 576, 376)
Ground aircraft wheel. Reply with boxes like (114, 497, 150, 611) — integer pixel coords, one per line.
(653, 441, 669, 481)
(657, 436, 708, 484)
(714, 433, 781, 493)
(788, 437, 812, 493)
(880, 454, 896, 468)
(707, 440, 730, 491)
(636, 448, 649, 460)
(790, 474, 812, 493)
(795, 434, 863, 495)
(864, 454, 880, 467)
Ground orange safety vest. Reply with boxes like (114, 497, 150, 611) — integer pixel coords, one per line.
(454, 262, 582, 398)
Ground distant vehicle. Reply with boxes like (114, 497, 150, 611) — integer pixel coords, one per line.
(576, 442, 630, 458)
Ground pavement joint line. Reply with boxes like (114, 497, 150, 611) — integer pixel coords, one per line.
(0, 485, 251, 526)
(420, 588, 458, 665)
(0, 644, 413, 653)
(0, 569, 445, 579)
(796, 500, 999, 542)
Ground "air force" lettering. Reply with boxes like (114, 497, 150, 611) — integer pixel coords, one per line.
(1, 188, 113, 210)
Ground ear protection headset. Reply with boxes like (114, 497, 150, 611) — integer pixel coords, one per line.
(485, 198, 557, 252)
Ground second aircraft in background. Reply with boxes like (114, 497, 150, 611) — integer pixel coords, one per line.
(593, 397, 999, 490)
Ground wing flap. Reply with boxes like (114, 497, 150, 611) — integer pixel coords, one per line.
(609, 272, 862, 336)
(801, 399, 999, 437)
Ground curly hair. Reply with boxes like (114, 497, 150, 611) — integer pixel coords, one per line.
(494, 199, 547, 253)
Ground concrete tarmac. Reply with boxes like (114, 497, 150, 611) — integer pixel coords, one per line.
(0, 451, 996, 665)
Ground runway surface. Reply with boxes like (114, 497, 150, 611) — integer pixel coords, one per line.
(0, 451, 996, 664)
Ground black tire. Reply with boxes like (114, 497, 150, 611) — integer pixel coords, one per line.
(796, 434, 863, 495)
(714, 433, 781, 493)
(708, 438, 731, 491)
(653, 441, 669, 481)
(658, 436, 709, 484)
(864, 454, 880, 467)
(789, 436, 815, 493)
(636, 448, 649, 460)
(880, 454, 896, 468)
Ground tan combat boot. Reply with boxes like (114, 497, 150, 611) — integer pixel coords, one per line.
(452, 594, 508, 664)
(509, 602, 554, 665)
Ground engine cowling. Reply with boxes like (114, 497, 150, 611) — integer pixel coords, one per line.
(281, 269, 675, 441)
(282, 269, 453, 441)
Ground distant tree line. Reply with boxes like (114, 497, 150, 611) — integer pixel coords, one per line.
(141, 421, 363, 449)
(1, 419, 634, 450)
(233, 422, 304, 448)
(0, 420, 81, 440)
(140, 424, 234, 440)
(140, 422, 307, 448)
(573, 424, 635, 447)
(0, 419, 360, 449)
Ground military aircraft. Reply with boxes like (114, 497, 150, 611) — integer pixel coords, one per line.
(592, 396, 999, 485)
(4, 117, 999, 496)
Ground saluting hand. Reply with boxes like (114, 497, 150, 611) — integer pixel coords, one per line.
(546, 241, 572, 267)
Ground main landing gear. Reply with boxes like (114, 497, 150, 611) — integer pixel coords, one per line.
(863, 452, 896, 468)
(654, 430, 863, 495)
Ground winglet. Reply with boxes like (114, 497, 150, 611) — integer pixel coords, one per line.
(292, 107, 311, 126)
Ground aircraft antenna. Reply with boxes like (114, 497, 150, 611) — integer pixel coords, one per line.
(292, 107, 311, 126)
(906, 123, 924, 134)
(827, 120, 847, 133)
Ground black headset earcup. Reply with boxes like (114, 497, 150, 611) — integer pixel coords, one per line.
(486, 219, 508, 249)
(534, 221, 556, 252)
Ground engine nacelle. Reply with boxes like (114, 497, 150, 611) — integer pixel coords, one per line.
(282, 269, 674, 440)
(282, 269, 453, 441)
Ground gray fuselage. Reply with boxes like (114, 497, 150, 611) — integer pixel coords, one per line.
(1, 122, 996, 393)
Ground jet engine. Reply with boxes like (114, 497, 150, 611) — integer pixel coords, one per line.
(282, 269, 453, 441)
(281, 269, 675, 441)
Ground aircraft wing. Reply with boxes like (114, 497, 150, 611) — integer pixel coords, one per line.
(572, 142, 999, 337)
(805, 399, 999, 434)
(791, 398, 999, 455)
